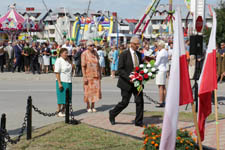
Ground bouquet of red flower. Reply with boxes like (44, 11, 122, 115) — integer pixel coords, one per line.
(129, 60, 158, 93)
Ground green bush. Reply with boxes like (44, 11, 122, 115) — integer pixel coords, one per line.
(142, 125, 198, 150)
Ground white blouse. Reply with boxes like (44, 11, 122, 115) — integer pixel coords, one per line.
(155, 48, 169, 72)
(54, 57, 72, 83)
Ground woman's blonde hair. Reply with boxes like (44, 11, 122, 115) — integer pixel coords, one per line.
(157, 40, 165, 48)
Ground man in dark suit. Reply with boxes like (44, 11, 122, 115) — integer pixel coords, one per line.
(109, 36, 144, 127)
(12, 41, 23, 73)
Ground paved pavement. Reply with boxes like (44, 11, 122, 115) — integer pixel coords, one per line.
(0, 72, 225, 149)
(78, 113, 225, 149)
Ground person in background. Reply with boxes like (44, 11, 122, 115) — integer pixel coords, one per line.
(30, 42, 40, 74)
(38, 44, 44, 73)
(167, 42, 173, 77)
(55, 48, 73, 117)
(111, 46, 119, 78)
(62, 40, 73, 62)
(97, 45, 106, 76)
(23, 42, 31, 74)
(143, 42, 155, 63)
(185, 40, 190, 63)
(108, 46, 114, 77)
(103, 43, 111, 76)
(151, 41, 158, 55)
(0, 41, 5, 72)
(42, 43, 51, 73)
(20, 40, 26, 72)
(12, 41, 23, 73)
(74, 44, 83, 77)
(219, 42, 225, 83)
(5, 41, 14, 71)
(51, 42, 58, 71)
(119, 45, 125, 54)
(81, 40, 102, 113)
(154, 40, 169, 107)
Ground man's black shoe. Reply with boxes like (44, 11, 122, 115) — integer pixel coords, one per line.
(135, 123, 143, 127)
(109, 111, 115, 125)
(156, 103, 165, 108)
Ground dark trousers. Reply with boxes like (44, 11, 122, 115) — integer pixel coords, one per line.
(13, 56, 22, 72)
(0, 55, 4, 72)
(31, 57, 40, 74)
(110, 87, 144, 125)
(105, 57, 110, 76)
(6, 58, 14, 71)
(75, 64, 82, 76)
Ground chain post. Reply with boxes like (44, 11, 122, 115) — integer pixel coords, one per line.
(65, 88, 70, 124)
(0, 114, 6, 150)
(27, 96, 32, 140)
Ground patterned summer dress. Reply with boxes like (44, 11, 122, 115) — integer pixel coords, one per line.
(81, 50, 102, 102)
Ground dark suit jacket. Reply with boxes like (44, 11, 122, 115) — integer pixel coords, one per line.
(13, 45, 22, 58)
(117, 49, 143, 91)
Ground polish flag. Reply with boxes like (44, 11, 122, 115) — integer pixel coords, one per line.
(159, 9, 194, 150)
(198, 10, 217, 141)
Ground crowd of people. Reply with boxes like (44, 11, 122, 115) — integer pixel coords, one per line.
(0, 39, 122, 77)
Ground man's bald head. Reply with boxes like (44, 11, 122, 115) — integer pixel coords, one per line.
(130, 36, 140, 51)
(130, 36, 140, 43)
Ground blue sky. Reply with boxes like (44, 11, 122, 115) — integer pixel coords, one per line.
(0, 0, 219, 18)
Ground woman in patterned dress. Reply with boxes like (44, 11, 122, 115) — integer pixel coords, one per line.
(81, 40, 102, 113)
(51, 42, 58, 71)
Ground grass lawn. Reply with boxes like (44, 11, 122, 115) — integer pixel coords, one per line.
(125, 111, 225, 122)
(9, 122, 143, 150)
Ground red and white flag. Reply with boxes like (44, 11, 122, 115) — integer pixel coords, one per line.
(159, 9, 194, 150)
(198, 10, 217, 141)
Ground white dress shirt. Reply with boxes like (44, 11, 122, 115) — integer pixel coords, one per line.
(129, 48, 139, 67)
(155, 48, 169, 72)
(54, 57, 72, 83)
(62, 44, 73, 56)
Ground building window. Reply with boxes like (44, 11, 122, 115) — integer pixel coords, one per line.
(50, 29, 55, 34)
(152, 20, 157, 24)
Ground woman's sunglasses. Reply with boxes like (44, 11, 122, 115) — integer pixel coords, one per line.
(88, 44, 95, 47)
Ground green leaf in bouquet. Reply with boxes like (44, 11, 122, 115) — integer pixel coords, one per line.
(150, 60, 155, 66)
(137, 85, 143, 92)
(151, 74, 156, 79)
(143, 80, 147, 85)
(134, 81, 140, 87)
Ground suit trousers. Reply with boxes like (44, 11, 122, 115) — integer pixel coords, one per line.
(31, 57, 40, 74)
(13, 56, 22, 72)
(0, 55, 4, 72)
(110, 87, 144, 125)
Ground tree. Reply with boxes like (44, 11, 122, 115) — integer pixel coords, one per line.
(203, 1, 225, 45)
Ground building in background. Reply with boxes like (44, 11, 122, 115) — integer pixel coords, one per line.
(0, 3, 214, 44)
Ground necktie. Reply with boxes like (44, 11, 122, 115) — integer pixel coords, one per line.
(133, 52, 138, 67)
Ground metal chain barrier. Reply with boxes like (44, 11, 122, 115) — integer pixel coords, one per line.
(218, 102, 225, 105)
(143, 92, 160, 105)
(69, 104, 79, 125)
(32, 105, 64, 117)
(1, 105, 28, 146)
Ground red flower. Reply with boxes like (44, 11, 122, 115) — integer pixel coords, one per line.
(135, 67, 140, 72)
(138, 76, 143, 81)
(144, 74, 149, 79)
(134, 72, 139, 78)
(140, 70, 144, 74)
